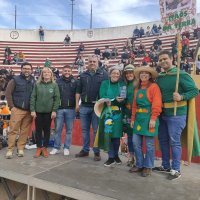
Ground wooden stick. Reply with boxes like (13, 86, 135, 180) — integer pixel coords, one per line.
(174, 33, 182, 116)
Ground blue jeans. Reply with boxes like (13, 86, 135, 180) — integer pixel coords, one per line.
(133, 134, 155, 168)
(54, 109, 75, 150)
(79, 106, 99, 153)
(40, 34, 44, 41)
(108, 138, 120, 158)
(128, 135, 134, 155)
(158, 115, 186, 171)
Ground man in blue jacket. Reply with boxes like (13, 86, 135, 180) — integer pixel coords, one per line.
(75, 55, 108, 161)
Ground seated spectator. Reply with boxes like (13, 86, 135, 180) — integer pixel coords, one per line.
(133, 26, 140, 38)
(115, 60, 124, 71)
(18, 51, 26, 63)
(39, 26, 44, 41)
(94, 48, 101, 57)
(142, 53, 151, 66)
(150, 51, 159, 67)
(153, 36, 162, 51)
(196, 54, 200, 75)
(63, 34, 71, 46)
(158, 24, 162, 35)
(100, 58, 110, 72)
(151, 24, 159, 35)
(182, 31, 190, 39)
(3, 55, 12, 65)
(181, 35, 190, 58)
(75, 55, 85, 75)
(4, 46, 12, 57)
(128, 51, 135, 65)
(137, 41, 146, 56)
(171, 39, 177, 57)
(51, 66, 60, 79)
(102, 46, 111, 60)
(146, 26, 151, 37)
(0, 72, 7, 100)
(34, 66, 42, 80)
(13, 52, 19, 64)
(180, 58, 191, 73)
(123, 39, 131, 51)
(194, 26, 200, 39)
(44, 58, 52, 68)
(77, 42, 85, 55)
(139, 27, 145, 38)
(111, 45, 118, 59)
(121, 49, 129, 64)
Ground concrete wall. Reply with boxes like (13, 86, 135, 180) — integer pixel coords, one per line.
(0, 13, 200, 42)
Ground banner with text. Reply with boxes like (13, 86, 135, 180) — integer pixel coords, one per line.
(160, 0, 196, 34)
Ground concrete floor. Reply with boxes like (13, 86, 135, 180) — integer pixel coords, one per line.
(0, 146, 199, 200)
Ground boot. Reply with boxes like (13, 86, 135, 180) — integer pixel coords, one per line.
(42, 147, 49, 158)
(34, 148, 42, 158)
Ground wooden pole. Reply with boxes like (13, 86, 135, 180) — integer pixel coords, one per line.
(174, 33, 182, 116)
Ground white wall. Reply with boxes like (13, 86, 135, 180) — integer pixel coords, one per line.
(0, 13, 199, 42)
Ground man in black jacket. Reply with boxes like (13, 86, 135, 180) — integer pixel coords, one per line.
(5, 62, 35, 158)
(50, 65, 77, 156)
(75, 55, 108, 161)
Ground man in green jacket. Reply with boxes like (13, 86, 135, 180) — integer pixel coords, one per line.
(154, 50, 199, 180)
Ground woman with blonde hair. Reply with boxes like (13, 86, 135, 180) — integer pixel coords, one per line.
(30, 67, 60, 158)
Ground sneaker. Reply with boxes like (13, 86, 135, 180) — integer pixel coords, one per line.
(114, 156, 122, 165)
(6, 151, 13, 159)
(168, 170, 181, 180)
(64, 149, 70, 156)
(75, 150, 89, 158)
(94, 152, 101, 161)
(153, 166, 171, 173)
(104, 158, 116, 167)
(50, 148, 60, 155)
(17, 150, 24, 157)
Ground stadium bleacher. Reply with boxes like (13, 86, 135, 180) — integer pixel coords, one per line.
(0, 34, 199, 76)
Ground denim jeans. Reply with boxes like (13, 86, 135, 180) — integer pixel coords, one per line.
(128, 135, 134, 155)
(133, 134, 155, 168)
(108, 138, 120, 158)
(158, 115, 186, 171)
(54, 109, 75, 150)
(79, 106, 99, 153)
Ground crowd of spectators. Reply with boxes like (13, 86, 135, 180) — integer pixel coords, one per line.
(133, 24, 162, 39)
(3, 47, 26, 65)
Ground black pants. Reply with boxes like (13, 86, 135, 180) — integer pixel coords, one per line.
(35, 113, 51, 148)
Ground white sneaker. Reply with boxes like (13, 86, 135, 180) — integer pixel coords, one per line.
(50, 148, 60, 155)
(64, 148, 70, 156)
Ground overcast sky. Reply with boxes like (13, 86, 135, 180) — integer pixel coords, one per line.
(0, 0, 200, 30)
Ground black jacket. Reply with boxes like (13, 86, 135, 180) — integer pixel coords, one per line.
(56, 75, 77, 109)
(77, 69, 108, 106)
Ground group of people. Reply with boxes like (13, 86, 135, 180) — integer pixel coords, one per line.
(133, 24, 162, 38)
(3, 47, 26, 65)
(3, 50, 199, 182)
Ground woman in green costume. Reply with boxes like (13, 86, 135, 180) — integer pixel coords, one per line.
(130, 66, 162, 177)
(99, 68, 126, 167)
(123, 64, 136, 167)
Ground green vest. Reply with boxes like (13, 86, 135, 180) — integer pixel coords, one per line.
(133, 87, 159, 137)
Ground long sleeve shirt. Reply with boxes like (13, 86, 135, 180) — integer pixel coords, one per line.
(131, 82, 162, 122)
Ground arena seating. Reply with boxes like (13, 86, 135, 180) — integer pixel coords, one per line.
(0, 34, 199, 76)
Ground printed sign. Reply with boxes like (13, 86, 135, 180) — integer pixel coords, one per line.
(160, 0, 196, 34)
